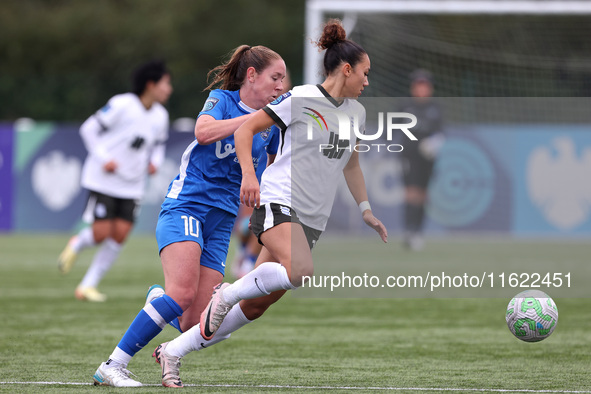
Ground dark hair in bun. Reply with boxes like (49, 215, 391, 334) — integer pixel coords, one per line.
(316, 19, 367, 76)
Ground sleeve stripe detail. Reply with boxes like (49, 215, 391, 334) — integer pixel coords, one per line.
(93, 115, 109, 134)
(262, 106, 286, 131)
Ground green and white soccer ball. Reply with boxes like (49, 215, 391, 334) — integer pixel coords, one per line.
(506, 290, 558, 342)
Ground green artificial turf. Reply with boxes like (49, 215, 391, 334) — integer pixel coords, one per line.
(0, 234, 589, 393)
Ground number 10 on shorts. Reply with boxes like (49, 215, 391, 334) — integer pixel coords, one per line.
(181, 215, 200, 237)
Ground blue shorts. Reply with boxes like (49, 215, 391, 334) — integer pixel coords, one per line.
(156, 199, 236, 275)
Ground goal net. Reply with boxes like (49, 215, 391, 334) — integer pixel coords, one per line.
(304, 1, 591, 238)
(305, 1, 591, 97)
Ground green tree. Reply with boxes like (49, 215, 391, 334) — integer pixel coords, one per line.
(0, 0, 305, 121)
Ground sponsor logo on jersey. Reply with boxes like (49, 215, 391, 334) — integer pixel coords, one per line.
(130, 136, 145, 150)
(202, 97, 220, 112)
(270, 92, 291, 105)
(303, 107, 328, 131)
(215, 140, 236, 159)
(321, 132, 349, 160)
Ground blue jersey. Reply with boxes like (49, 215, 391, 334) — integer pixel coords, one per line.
(164, 89, 279, 215)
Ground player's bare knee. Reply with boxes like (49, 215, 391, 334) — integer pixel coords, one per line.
(167, 288, 197, 311)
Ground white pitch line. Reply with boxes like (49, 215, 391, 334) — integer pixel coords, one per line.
(1, 382, 591, 393)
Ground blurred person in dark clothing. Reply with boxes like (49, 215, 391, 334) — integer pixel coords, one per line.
(399, 69, 444, 250)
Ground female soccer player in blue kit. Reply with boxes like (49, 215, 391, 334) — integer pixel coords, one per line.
(92, 45, 286, 387)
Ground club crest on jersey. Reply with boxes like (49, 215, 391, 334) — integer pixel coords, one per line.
(202, 97, 220, 112)
(270, 92, 291, 105)
(259, 127, 272, 140)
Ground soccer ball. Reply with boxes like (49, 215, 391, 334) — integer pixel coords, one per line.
(505, 290, 558, 342)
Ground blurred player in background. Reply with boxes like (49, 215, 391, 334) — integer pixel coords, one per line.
(231, 69, 291, 279)
(92, 45, 286, 387)
(57, 60, 172, 302)
(399, 69, 444, 251)
(149, 19, 387, 387)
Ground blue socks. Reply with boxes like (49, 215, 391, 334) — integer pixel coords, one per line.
(117, 294, 183, 357)
(169, 317, 183, 333)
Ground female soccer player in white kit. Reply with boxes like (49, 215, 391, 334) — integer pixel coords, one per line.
(150, 19, 387, 387)
(57, 60, 172, 302)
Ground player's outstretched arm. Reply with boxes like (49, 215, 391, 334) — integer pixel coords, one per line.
(343, 150, 388, 243)
(235, 109, 276, 208)
(194, 113, 255, 145)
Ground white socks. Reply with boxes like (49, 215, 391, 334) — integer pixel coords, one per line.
(158, 263, 296, 360)
(79, 238, 122, 288)
(72, 226, 96, 253)
(165, 303, 252, 358)
(107, 347, 133, 368)
(222, 262, 295, 305)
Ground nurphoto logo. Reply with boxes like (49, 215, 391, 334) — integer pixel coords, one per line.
(304, 108, 418, 153)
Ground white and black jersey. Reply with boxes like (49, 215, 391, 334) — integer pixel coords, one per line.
(80, 93, 169, 199)
(261, 84, 366, 231)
